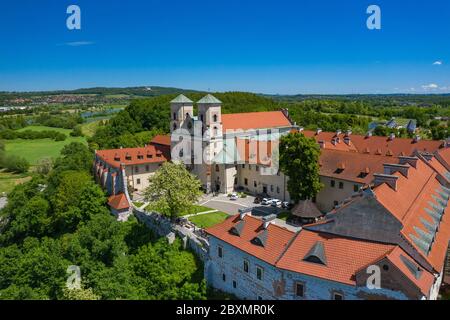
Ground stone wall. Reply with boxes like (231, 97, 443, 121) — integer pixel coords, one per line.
(133, 207, 209, 262)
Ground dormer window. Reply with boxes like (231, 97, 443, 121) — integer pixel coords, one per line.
(137, 154, 144, 160)
(303, 241, 327, 265)
(147, 153, 153, 159)
(114, 154, 120, 161)
(252, 230, 268, 247)
(125, 153, 132, 161)
(229, 220, 245, 237)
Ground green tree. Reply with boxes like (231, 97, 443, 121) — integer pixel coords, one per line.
(144, 162, 202, 220)
(279, 132, 323, 203)
(2, 155, 29, 173)
(61, 287, 100, 300)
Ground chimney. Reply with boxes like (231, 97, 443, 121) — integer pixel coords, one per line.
(336, 129, 342, 136)
(298, 127, 304, 132)
(374, 173, 399, 191)
(344, 136, 351, 145)
(316, 128, 322, 135)
(389, 133, 396, 141)
(239, 208, 252, 220)
(399, 156, 419, 168)
(383, 163, 410, 178)
(346, 130, 352, 136)
(413, 135, 421, 143)
(318, 140, 326, 149)
(366, 131, 373, 138)
(445, 138, 450, 148)
(331, 138, 337, 146)
(262, 214, 277, 229)
(421, 152, 434, 161)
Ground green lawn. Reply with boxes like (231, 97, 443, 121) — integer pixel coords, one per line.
(81, 120, 101, 137)
(181, 205, 216, 216)
(5, 126, 87, 166)
(0, 170, 32, 194)
(189, 212, 229, 229)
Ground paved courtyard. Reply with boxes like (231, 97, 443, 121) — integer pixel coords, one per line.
(198, 193, 300, 232)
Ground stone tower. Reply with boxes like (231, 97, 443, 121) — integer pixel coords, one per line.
(170, 94, 194, 133)
(196, 94, 225, 193)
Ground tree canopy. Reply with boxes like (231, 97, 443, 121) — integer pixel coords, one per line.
(279, 132, 323, 203)
(0, 142, 206, 300)
(144, 162, 203, 220)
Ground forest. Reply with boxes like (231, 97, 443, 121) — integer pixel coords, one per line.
(0, 142, 206, 300)
(88, 92, 450, 149)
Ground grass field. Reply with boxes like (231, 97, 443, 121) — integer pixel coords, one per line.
(0, 170, 32, 194)
(5, 126, 87, 166)
(189, 212, 229, 229)
(81, 120, 101, 137)
(181, 205, 216, 216)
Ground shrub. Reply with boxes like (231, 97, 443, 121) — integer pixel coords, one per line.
(54, 133, 67, 141)
(3, 155, 30, 173)
(70, 125, 84, 137)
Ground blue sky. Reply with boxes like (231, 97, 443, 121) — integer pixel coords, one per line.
(0, 0, 449, 94)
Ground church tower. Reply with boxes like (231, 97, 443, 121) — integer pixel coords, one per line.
(170, 94, 194, 133)
(197, 94, 226, 193)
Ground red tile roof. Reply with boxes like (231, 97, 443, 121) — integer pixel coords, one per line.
(301, 130, 358, 152)
(385, 247, 435, 296)
(206, 214, 296, 265)
(319, 149, 399, 184)
(373, 158, 450, 274)
(107, 193, 130, 211)
(151, 134, 171, 146)
(301, 130, 443, 156)
(222, 111, 292, 132)
(96, 145, 168, 169)
(276, 230, 395, 285)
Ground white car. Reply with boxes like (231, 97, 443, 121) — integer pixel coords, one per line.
(230, 193, 239, 201)
(271, 199, 282, 207)
(261, 198, 271, 205)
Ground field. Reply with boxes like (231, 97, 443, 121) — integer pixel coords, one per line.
(0, 170, 32, 194)
(4, 126, 87, 166)
(81, 120, 101, 137)
(189, 212, 229, 229)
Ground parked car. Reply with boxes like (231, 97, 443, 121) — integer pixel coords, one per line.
(254, 196, 262, 204)
(282, 201, 292, 209)
(261, 198, 272, 205)
(230, 193, 239, 201)
(271, 199, 282, 207)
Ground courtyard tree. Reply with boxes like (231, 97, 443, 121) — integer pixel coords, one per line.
(144, 162, 202, 220)
(279, 132, 322, 203)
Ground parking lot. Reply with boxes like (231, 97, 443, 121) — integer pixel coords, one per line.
(198, 194, 286, 216)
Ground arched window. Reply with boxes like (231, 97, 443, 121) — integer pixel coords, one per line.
(173, 112, 177, 120)
(213, 114, 218, 122)
(215, 165, 220, 172)
(173, 123, 177, 130)
(213, 126, 218, 136)
(186, 113, 190, 119)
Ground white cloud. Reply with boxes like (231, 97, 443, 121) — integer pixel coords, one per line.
(61, 41, 94, 47)
(433, 60, 443, 65)
(421, 83, 439, 91)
